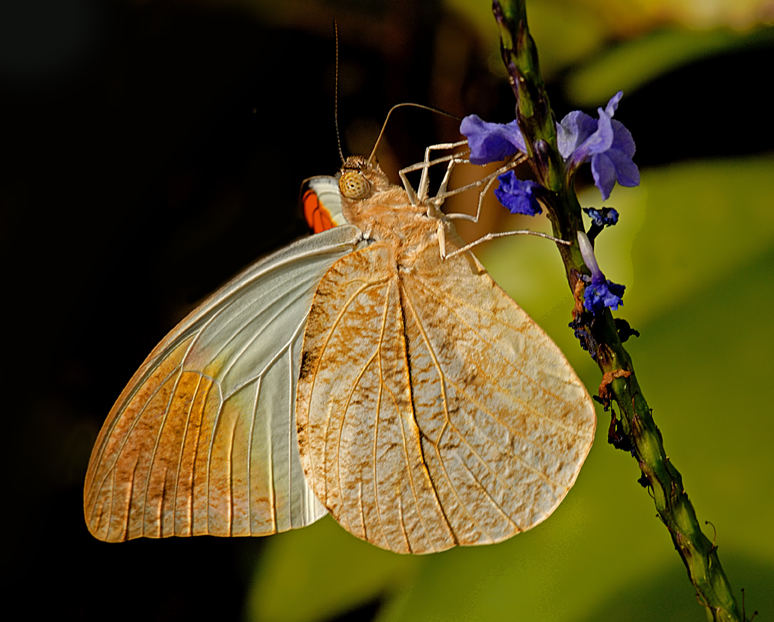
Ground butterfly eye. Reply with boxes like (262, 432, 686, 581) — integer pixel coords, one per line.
(339, 170, 371, 199)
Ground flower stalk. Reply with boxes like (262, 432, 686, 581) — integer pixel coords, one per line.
(491, 1, 747, 620)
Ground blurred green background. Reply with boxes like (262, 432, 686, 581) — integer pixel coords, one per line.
(3, 0, 772, 620)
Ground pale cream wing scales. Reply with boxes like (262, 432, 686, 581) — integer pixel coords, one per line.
(297, 242, 595, 554)
(84, 225, 362, 542)
(400, 244, 596, 543)
(297, 243, 456, 554)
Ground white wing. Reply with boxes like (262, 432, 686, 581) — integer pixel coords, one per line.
(84, 225, 362, 541)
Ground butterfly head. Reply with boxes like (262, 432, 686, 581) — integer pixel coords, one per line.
(338, 155, 390, 201)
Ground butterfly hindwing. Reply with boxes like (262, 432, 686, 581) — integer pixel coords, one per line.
(84, 225, 362, 542)
(296, 238, 595, 554)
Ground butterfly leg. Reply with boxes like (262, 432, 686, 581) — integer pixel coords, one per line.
(444, 170, 498, 225)
(416, 154, 468, 219)
(399, 154, 457, 206)
(436, 219, 449, 259)
(417, 140, 468, 201)
(441, 154, 527, 223)
(444, 229, 569, 260)
(398, 141, 468, 205)
(434, 152, 468, 203)
(398, 167, 420, 206)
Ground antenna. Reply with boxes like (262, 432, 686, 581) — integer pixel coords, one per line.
(367, 103, 460, 165)
(333, 20, 345, 164)
(332, 24, 459, 165)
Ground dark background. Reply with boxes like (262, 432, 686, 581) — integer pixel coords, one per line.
(3, 1, 772, 621)
(3, 2, 485, 619)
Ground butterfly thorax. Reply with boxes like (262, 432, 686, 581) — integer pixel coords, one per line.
(338, 157, 446, 264)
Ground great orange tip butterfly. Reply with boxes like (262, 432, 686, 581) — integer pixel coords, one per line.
(83, 108, 596, 554)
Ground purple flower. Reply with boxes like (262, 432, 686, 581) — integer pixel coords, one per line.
(584, 273, 625, 313)
(577, 231, 625, 313)
(494, 172, 542, 216)
(460, 92, 639, 206)
(459, 114, 526, 165)
(583, 207, 619, 227)
(557, 92, 639, 200)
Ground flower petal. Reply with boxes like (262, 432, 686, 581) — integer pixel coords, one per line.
(604, 91, 623, 117)
(610, 119, 636, 158)
(557, 111, 596, 159)
(584, 108, 615, 156)
(565, 109, 613, 173)
(583, 277, 625, 313)
(460, 115, 526, 165)
(591, 152, 617, 200)
(493, 172, 542, 216)
(608, 149, 640, 187)
(583, 207, 619, 227)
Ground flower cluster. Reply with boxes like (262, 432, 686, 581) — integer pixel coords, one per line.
(584, 207, 620, 243)
(583, 207, 619, 227)
(556, 92, 639, 200)
(584, 273, 625, 313)
(460, 94, 636, 314)
(577, 231, 625, 313)
(460, 92, 639, 202)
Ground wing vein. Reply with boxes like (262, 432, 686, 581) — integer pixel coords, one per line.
(399, 282, 460, 546)
(285, 341, 295, 528)
(212, 273, 320, 379)
(311, 276, 391, 488)
(92, 364, 185, 516)
(407, 273, 576, 413)
(330, 349, 378, 531)
(247, 377, 260, 532)
(460, 459, 521, 531)
(444, 377, 562, 491)
(228, 409, 240, 536)
(170, 372, 205, 535)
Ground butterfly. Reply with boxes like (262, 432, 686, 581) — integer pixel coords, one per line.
(83, 144, 596, 554)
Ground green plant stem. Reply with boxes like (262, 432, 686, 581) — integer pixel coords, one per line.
(491, 1, 746, 620)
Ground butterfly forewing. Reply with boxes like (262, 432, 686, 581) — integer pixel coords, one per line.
(296, 232, 595, 554)
(84, 225, 362, 542)
(303, 176, 348, 233)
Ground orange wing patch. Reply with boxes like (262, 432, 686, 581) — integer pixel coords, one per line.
(84, 335, 303, 541)
(303, 189, 336, 234)
(84, 337, 209, 540)
(296, 238, 595, 554)
(84, 337, 278, 541)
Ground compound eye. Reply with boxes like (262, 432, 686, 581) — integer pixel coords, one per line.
(339, 170, 371, 199)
